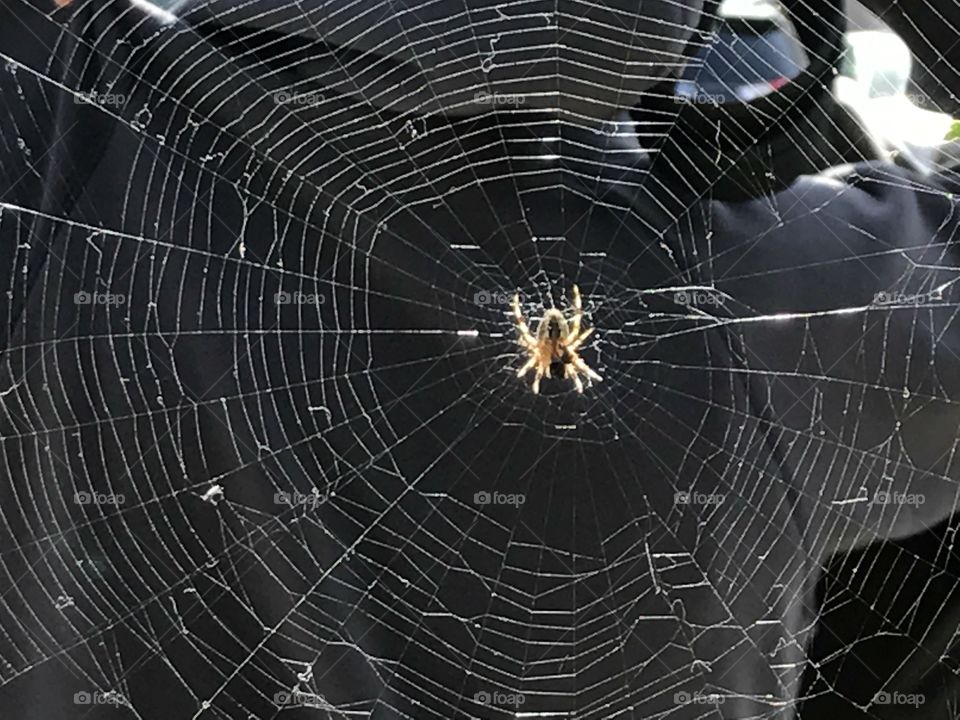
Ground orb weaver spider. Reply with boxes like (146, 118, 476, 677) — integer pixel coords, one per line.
(511, 285, 602, 394)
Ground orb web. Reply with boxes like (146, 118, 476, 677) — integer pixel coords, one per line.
(1, 1, 960, 718)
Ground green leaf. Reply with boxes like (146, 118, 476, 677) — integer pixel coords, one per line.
(946, 120, 960, 141)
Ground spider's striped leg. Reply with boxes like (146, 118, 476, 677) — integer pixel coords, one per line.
(517, 354, 537, 378)
(531, 365, 544, 394)
(573, 356, 602, 383)
(511, 293, 537, 348)
(567, 327, 594, 352)
(566, 284, 583, 342)
(565, 364, 584, 393)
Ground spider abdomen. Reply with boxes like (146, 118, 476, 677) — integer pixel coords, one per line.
(549, 350, 572, 379)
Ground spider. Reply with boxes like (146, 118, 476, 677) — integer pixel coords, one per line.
(511, 285, 602, 394)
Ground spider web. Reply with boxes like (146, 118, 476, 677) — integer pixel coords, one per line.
(1, 0, 960, 718)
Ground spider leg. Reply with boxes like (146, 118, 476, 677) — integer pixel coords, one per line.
(566, 327, 594, 352)
(512, 293, 538, 348)
(565, 364, 584, 393)
(572, 356, 602, 383)
(517, 354, 537, 378)
(566, 284, 583, 342)
(531, 365, 544, 394)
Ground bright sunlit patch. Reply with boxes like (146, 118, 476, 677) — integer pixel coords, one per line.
(130, 0, 177, 23)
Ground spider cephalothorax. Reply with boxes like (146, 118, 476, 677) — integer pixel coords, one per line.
(511, 285, 601, 394)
